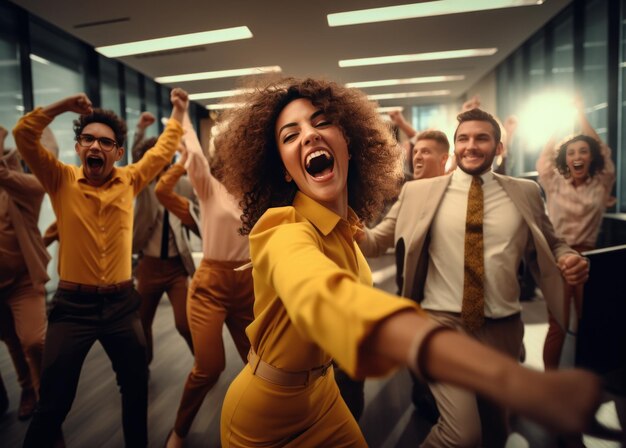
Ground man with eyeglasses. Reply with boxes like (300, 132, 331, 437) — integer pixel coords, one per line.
(13, 88, 189, 448)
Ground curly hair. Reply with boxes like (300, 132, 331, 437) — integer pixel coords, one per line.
(555, 134, 604, 178)
(73, 108, 127, 147)
(219, 77, 402, 235)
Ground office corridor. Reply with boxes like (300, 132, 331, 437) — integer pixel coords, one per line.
(0, 254, 621, 447)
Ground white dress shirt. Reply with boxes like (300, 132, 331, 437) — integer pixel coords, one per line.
(421, 169, 530, 318)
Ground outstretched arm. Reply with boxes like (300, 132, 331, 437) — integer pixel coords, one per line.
(368, 310, 600, 435)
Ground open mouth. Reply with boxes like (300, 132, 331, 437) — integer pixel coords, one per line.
(305, 150, 334, 178)
(86, 155, 104, 170)
(572, 161, 585, 173)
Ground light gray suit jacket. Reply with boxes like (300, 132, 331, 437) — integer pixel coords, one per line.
(360, 172, 575, 328)
(132, 177, 199, 277)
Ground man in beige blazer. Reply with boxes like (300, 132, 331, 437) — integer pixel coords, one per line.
(359, 108, 589, 447)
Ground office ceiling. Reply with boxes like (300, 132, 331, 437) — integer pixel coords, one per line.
(11, 0, 572, 110)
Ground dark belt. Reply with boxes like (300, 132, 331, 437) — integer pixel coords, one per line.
(57, 279, 134, 295)
(248, 348, 332, 387)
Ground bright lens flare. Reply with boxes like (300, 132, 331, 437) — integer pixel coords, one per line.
(518, 92, 577, 149)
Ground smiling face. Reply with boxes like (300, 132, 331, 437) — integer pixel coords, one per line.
(275, 98, 350, 217)
(413, 139, 448, 179)
(75, 122, 124, 186)
(454, 120, 502, 175)
(565, 140, 592, 185)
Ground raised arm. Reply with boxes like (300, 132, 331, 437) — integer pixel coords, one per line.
(129, 89, 187, 194)
(13, 94, 91, 193)
(536, 136, 558, 183)
(131, 112, 156, 162)
(155, 145, 200, 235)
(181, 111, 213, 200)
(388, 110, 417, 139)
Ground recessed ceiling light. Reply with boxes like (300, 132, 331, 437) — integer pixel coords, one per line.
(189, 88, 254, 100)
(328, 0, 545, 27)
(347, 75, 465, 89)
(339, 48, 497, 68)
(206, 102, 242, 110)
(96, 26, 252, 58)
(155, 66, 282, 83)
(367, 90, 450, 101)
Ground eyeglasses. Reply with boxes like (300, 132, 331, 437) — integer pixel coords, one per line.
(77, 134, 118, 152)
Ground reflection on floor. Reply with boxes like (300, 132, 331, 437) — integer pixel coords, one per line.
(0, 254, 622, 447)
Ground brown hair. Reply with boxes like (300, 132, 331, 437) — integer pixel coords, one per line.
(219, 77, 402, 235)
(416, 130, 450, 153)
(555, 134, 604, 178)
(454, 108, 501, 144)
(73, 108, 127, 147)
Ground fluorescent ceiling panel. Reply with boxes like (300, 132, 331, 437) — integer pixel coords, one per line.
(96, 26, 252, 58)
(339, 48, 497, 67)
(347, 75, 464, 88)
(367, 90, 450, 101)
(376, 106, 404, 113)
(328, 0, 545, 26)
(189, 88, 254, 100)
(206, 102, 242, 110)
(29, 54, 50, 65)
(155, 66, 282, 83)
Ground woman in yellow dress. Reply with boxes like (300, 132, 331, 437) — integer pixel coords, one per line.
(217, 78, 601, 447)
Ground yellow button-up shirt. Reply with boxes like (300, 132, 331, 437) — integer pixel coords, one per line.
(247, 192, 420, 379)
(14, 107, 183, 285)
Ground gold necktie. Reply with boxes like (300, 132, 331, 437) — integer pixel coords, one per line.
(462, 176, 484, 331)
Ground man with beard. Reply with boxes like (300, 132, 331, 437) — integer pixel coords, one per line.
(358, 108, 589, 447)
(13, 88, 188, 448)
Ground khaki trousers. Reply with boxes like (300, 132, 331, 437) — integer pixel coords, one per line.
(174, 258, 254, 437)
(0, 272, 46, 393)
(0, 300, 33, 392)
(135, 255, 192, 364)
(421, 311, 524, 448)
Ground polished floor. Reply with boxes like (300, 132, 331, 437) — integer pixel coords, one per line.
(0, 254, 623, 447)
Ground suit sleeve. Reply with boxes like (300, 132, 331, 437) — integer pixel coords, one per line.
(359, 186, 405, 257)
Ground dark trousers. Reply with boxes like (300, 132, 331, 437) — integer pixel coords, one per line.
(334, 366, 365, 421)
(23, 286, 148, 448)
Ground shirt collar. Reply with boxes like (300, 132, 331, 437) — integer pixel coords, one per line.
(292, 191, 359, 236)
(452, 168, 493, 187)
